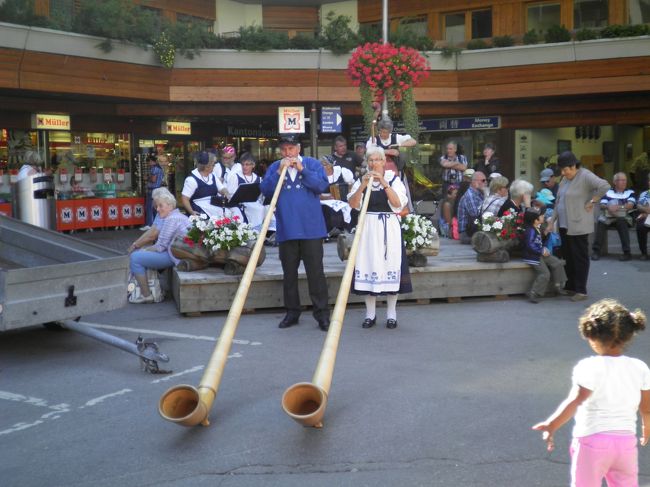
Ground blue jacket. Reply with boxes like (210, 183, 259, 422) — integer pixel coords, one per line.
(260, 156, 329, 242)
(522, 226, 543, 265)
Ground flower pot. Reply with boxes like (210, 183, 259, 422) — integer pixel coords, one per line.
(171, 235, 209, 262)
(407, 251, 428, 267)
(208, 248, 229, 266)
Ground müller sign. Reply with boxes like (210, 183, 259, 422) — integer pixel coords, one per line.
(162, 121, 192, 135)
(32, 113, 71, 130)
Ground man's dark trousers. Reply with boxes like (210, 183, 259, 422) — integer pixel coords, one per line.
(279, 238, 329, 321)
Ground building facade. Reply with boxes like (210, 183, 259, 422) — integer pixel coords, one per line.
(0, 0, 649, 203)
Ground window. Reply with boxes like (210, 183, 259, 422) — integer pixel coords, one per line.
(629, 0, 650, 24)
(444, 13, 465, 44)
(471, 9, 492, 38)
(574, 0, 608, 28)
(527, 2, 561, 32)
(398, 15, 428, 36)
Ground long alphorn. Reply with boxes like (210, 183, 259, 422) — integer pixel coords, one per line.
(159, 165, 288, 427)
(281, 176, 374, 428)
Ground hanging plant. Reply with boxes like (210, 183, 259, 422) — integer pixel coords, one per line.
(347, 42, 428, 158)
(153, 31, 175, 68)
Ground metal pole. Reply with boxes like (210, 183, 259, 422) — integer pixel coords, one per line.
(60, 320, 170, 372)
(381, 0, 389, 118)
(310, 103, 318, 158)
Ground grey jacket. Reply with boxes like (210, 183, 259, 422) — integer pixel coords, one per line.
(554, 168, 610, 236)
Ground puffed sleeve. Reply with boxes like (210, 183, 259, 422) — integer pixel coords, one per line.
(388, 176, 408, 213)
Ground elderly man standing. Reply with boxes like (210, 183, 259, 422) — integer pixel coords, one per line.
(457, 171, 487, 244)
(592, 172, 636, 261)
(260, 135, 331, 332)
(440, 141, 468, 196)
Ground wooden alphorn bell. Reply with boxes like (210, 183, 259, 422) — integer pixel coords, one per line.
(158, 165, 288, 427)
(281, 176, 374, 428)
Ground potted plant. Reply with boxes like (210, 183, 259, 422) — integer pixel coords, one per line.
(400, 214, 439, 266)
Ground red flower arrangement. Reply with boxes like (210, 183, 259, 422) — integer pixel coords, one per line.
(346, 42, 429, 100)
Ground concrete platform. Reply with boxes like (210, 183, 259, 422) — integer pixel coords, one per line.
(172, 239, 536, 315)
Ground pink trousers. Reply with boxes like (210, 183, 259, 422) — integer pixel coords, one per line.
(570, 433, 638, 487)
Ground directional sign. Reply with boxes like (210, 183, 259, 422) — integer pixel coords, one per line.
(321, 106, 342, 133)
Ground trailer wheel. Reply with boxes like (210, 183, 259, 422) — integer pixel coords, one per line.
(43, 317, 80, 331)
(42, 321, 65, 331)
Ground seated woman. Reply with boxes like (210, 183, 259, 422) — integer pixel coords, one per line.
(347, 146, 412, 330)
(129, 188, 190, 304)
(181, 151, 226, 218)
(498, 179, 534, 217)
(438, 183, 458, 238)
(480, 175, 509, 215)
(225, 152, 267, 231)
(319, 155, 356, 237)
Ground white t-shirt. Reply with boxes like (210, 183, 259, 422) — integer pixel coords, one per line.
(572, 355, 650, 437)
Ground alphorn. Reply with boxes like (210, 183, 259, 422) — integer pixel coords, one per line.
(158, 165, 288, 427)
(281, 176, 374, 428)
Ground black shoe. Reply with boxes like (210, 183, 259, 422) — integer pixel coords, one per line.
(386, 319, 398, 329)
(641, 254, 648, 261)
(526, 292, 540, 304)
(591, 253, 600, 261)
(362, 317, 376, 329)
(278, 315, 299, 328)
(317, 319, 329, 332)
(619, 253, 631, 262)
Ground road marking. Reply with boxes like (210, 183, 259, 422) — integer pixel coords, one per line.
(80, 389, 132, 408)
(85, 323, 261, 345)
(150, 353, 243, 384)
(0, 391, 71, 436)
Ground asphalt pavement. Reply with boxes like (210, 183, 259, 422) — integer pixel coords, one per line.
(1, 229, 649, 487)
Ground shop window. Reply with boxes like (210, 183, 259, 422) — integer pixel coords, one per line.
(444, 12, 466, 44)
(574, 0, 608, 28)
(398, 15, 428, 36)
(0, 130, 38, 169)
(629, 0, 650, 24)
(471, 9, 492, 38)
(527, 2, 561, 32)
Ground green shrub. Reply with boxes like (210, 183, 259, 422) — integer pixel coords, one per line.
(437, 46, 460, 59)
(321, 11, 358, 54)
(391, 24, 435, 51)
(289, 34, 321, 50)
(466, 39, 490, 50)
(238, 25, 289, 51)
(0, 0, 49, 27)
(492, 35, 514, 47)
(544, 25, 572, 43)
(523, 29, 540, 45)
(576, 28, 599, 41)
(598, 24, 648, 38)
(357, 24, 382, 44)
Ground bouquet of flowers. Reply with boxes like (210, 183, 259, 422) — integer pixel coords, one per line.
(477, 211, 524, 241)
(401, 214, 437, 251)
(184, 214, 257, 252)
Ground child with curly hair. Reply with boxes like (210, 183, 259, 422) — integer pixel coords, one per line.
(532, 299, 650, 486)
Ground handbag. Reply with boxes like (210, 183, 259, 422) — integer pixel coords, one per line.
(127, 269, 164, 303)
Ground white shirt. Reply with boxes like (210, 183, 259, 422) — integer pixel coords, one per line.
(347, 170, 408, 213)
(226, 170, 259, 200)
(182, 168, 224, 197)
(366, 133, 413, 150)
(572, 355, 650, 437)
(213, 162, 242, 182)
(327, 166, 354, 185)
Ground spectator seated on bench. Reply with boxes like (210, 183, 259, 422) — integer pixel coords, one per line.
(591, 172, 636, 262)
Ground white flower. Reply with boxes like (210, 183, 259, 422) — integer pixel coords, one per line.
(493, 221, 503, 230)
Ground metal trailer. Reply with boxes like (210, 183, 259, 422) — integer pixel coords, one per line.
(0, 215, 169, 372)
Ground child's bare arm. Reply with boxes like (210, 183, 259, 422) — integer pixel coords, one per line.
(532, 385, 592, 451)
(640, 390, 650, 446)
